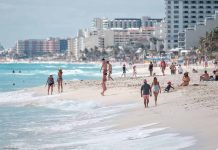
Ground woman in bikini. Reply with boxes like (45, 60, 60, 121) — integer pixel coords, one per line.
(46, 74, 55, 95)
(151, 77, 161, 106)
(57, 68, 63, 93)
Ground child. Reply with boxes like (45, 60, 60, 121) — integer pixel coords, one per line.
(165, 81, 174, 92)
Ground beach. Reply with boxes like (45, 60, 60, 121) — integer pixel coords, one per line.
(0, 63, 218, 149)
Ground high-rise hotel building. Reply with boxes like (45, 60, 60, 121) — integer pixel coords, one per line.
(165, 0, 218, 49)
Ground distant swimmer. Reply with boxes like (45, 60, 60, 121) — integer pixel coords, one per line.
(57, 68, 63, 93)
(13, 83, 15, 86)
(19, 70, 21, 73)
(46, 74, 55, 95)
(12, 70, 15, 73)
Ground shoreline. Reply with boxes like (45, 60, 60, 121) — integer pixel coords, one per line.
(0, 64, 218, 149)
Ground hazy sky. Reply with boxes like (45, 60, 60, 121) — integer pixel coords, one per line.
(0, 0, 165, 48)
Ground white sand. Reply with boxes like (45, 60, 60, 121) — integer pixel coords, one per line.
(16, 63, 218, 150)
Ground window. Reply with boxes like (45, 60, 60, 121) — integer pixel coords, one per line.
(191, 11, 196, 13)
(199, 1, 204, 4)
(214, 6, 218, 8)
(168, 1, 171, 4)
(174, 40, 178, 42)
(168, 40, 171, 42)
(184, 1, 188, 4)
(184, 16, 188, 18)
(168, 6, 171, 9)
(191, 6, 196, 8)
(191, 1, 196, 4)
(206, 11, 211, 13)
(183, 11, 188, 13)
(174, 6, 179, 9)
(184, 25, 188, 28)
(174, 35, 178, 38)
(199, 11, 204, 13)
(215, 1, 218, 4)
(199, 16, 204, 18)
(168, 30, 171, 33)
(174, 20, 179, 23)
(199, 6, 204, 8)
(191, 16, 196, 18)
(174, 15, 179, 18)
(174, 25, 179, 28)
(191, 20, 196, 23)
(174, 30, 178, 33)
(174, 10, 179, 13)
(168, 15, 171, 18)
(168, 11, 171, 14)
(174, 1, 179, 4)
(206, 1, 211, 4)
(184, 21, 188, 23)
(206, 6, 211, 8)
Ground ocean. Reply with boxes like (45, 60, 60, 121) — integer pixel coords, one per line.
(0, 63, 196, 150)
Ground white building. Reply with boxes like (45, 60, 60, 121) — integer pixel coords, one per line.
(68, 38, 78, 60)
(185, 11, 218, 49)
(165, 0, 218, 49)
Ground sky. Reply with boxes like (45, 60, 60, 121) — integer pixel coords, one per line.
(0, 0, 165, 48)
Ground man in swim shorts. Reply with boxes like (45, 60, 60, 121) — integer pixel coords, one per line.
(141, 79, 152, 109)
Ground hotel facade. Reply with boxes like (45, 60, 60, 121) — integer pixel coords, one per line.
(165, 0, 218, 49)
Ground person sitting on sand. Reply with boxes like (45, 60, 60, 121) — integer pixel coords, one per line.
(121, 64, 127, 77)
(132, 65, 137, 77)
(192, 68, 198, 73)
(215, 69, 218, 81)
(57, 68, 63, 93)
(165, 81, 174, 92)
(180, 72, 190, 86)
(151, 77, 161, 106)
(149, 61, 153, 76)
(107, 61, 114, 81)
(46, 74, 55, 95)
(141, 79, 152, 108)
(101, 72, 107, 96)
(178, 64, 183, 74)
(200, 70, 210, 81)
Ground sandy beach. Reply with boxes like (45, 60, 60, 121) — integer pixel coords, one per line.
(3, 63, 218, 150)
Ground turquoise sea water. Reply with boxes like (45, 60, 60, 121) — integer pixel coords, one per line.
(0, 63, 121, 92)
(0, 63, 196, 150)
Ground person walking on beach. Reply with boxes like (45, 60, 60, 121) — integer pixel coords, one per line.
(107, 61, 114, 81)
(149, 61, 153, 76)
(141, 79, 152, 108)
(151, 77, 161, 106)
(101, 72, 107, 96)
(132, 65, 137, 77)
(170, 63, 176, 75)
(121, 64, 127, 77)
(160, 59, 166, 76)
(178, 64, 183, 74)
(100, 58, 108, 76)
(46, 74, 55, 95)
(180, 72, 190, 86)
(57, 68, 63, 93)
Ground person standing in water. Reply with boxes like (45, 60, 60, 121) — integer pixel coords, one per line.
(149, 61, 153, 76)
(57, 68, 63, 93)
(46, 74, 55, 95)
(121, 64, 127, 77)
(151, 77, 161, 106)
(141, 79, 152, 109)
(107, 61, 114, 81)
